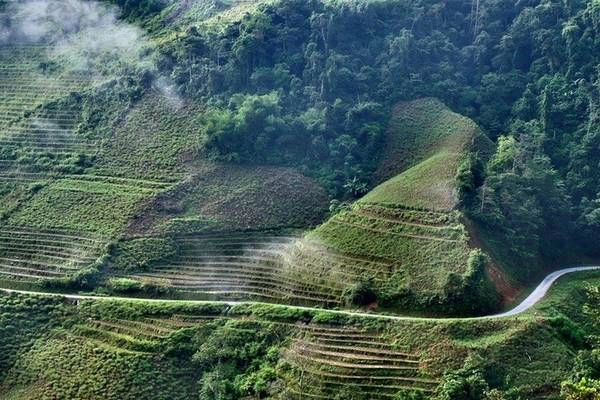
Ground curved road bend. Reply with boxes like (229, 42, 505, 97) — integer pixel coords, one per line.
(489, 265, 600, 318)
(0, 266, 599, 322)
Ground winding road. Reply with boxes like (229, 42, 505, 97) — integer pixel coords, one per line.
(1, 266, 599, 321)
(490, 266, 600, 318)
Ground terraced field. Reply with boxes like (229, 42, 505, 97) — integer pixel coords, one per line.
(0, 44, 330, 297)
(0, 67, 489, 313)
(106, 99, 491, 310)
(122, 233, 342, 305)
(0, 226, 105, 282)
(282, 324, 438, 399)
(60, 309, 442, 398)
(118, 229, 409, 306)
(0, 46, 96, 169)
(313, 203, 471, 294)
(5, 176, 172, 236)
(302, 99, 496, 311)
(72, 314, 210, 353)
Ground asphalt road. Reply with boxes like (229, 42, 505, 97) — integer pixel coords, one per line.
(1, 265, 599, 322)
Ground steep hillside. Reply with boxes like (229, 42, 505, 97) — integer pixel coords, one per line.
(2, 0, 600, 398)
(0, 42, 328, 293)
(303, 99, 499, 314)
(100, 99, 501, 313)
(370, 98, 494, 209)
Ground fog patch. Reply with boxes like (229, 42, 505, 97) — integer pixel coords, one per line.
(153, 76, 184, 110)
(1, 0, 181, 103)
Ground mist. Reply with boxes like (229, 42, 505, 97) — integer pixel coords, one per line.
(2, 1, 145, 61)
(0, 0, 181, 105)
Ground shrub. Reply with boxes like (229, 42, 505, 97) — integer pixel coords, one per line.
(547, 316, 586, 349)
(437, 354, 490, 400)
(107, 278, 144, 293)
(394, 390, 427, 400)
(343, 279, 378, 306)
(70, 267, 102, 289)
(561, 378, 600, 400)
(442, 250, 500, 315)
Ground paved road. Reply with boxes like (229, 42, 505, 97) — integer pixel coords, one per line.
(489, 265, 600, 318)
(1, 266, 599, 321)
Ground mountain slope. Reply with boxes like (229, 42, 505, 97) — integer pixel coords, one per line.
(303, 99, 499, 313)
(0, 43, 328, 291)
(2, 271, 600, 399)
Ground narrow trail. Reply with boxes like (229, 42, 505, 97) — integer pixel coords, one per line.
(0, 266, 598, 322)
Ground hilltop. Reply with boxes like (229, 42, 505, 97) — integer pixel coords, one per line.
(304, 98, 500, 314)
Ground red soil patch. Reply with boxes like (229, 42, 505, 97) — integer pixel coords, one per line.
(486, 263, 520, 305)
(462, 217, 521, 304)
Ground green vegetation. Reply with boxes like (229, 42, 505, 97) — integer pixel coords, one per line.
(305, 99, 499, 314)
(138, 0, 600, 264)
(6, 178, 152, 236)
(559, 282, 600, 400)
(90, 95, 202, 180)
(363, 98, 491, 210)
(2, 271, 600, 399)
(131, 164, 328, 235)
(110, 237, 178, 272)
(2, 0, 600, 398)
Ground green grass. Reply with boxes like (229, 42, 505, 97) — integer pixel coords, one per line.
(303, 99, 494, 313)
(91, 95, 204, 181)
(311, 207, 471, 295)
(0, 182, 41, 220)
(2, 275, 599, 400)
(364, 150, 464, 211)
(83, 93, 329, 235)
(1, 335, 197, 400)
(6, 178, 154, 236)
(532, 270, 600, 319)
(367, 98, 492, 210)
(373, 98, 492, 186)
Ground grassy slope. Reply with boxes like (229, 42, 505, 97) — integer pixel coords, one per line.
(0, 43, 328, 288)
(91, 95, 204, 181)
(370, 98, 491, 209)
(2, 270, 599, 399)
(368, 98, 494, 209)
(307, 98, 496, 311)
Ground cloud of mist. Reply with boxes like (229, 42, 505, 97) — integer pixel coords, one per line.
(2, 0, 145, 59)
(1, 0, 182, 106)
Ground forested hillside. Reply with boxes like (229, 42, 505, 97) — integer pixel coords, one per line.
(103, 0, 600, 267)
(0, 0, 597, 315)
(1, 0, 600, 398)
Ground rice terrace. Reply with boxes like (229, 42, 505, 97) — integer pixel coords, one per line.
(1, 0, 600, 399)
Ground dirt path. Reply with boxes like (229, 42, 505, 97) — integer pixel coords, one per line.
(1, 266, 599, 322)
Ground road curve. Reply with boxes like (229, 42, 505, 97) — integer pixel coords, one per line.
(488, 265, 600, 318)
(0, 266, 599, 322)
